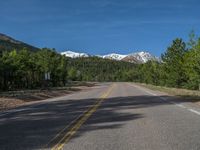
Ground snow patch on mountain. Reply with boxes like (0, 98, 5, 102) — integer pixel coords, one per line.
(61, 51, 89, 58)
(125, 51, 157, 63)
(101, 53, 127, 60)
(60, 50, 158, 64)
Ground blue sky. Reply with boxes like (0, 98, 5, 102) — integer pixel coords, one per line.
(0, 0, 200, 56)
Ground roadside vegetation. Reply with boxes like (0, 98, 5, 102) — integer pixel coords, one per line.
(133, 31, 200, 90)
(0, 48, 135, 91)
(1, 31, 200, 92)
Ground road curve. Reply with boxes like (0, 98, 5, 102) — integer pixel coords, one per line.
(0, 82, 200, 150)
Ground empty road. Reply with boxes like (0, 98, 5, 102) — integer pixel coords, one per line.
(0, 82, 200, 150)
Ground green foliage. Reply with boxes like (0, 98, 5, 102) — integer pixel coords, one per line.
(68, 68, 77, 81)
(0, 48, 69, 90)
(161, 38, 187, 87)
(134, 33, 200, 90)
(67, 57, 135, 82)
(0, 48, 135, 91)
(1, 32, 200, 91)
(183, 38, 200, 89)
(187, 30, 197, 49)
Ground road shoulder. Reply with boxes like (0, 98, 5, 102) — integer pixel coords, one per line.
(0, 83, 96, 112)
(134, 82, 200, 108)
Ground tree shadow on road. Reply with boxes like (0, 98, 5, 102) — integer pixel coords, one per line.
(0, 94, 189, 150)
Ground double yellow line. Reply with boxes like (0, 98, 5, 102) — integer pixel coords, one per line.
(47, 84, 115, 150)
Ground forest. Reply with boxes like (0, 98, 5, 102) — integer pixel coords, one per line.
(0, 32, 200, 91)
(0, 48, 136, 91)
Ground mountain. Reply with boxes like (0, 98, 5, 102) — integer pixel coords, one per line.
(61, 51, 89, 58)
(0, 33, 40, 52)
(122, 51, 157, 63)
(61, 50, 158, 64)
(100, 53, 127, 60)
(100, 51, 157, 63)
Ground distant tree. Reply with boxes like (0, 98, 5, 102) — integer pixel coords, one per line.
(68, 67, 77, 81)
(187, 30, 197, 49)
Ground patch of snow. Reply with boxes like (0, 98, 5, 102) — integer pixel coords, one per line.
(101, 53, 127, 60)
(61, 51, 89, 58)
(60, 50, 158, 63)
(127, 51, 156, 63)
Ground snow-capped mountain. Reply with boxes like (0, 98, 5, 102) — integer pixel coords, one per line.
(101, 53, 127, 60)
(61, 50, 158, 64)
(122, 51, 157, 63)
(61, 51, 89, 58)
(100, 52, 157, 63)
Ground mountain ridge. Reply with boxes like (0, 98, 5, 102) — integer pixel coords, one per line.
(61, 50, 158, 63)
(0, 33, 158, 64)
(0, 33, 40, 52)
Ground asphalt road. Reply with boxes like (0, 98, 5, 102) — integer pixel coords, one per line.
(1, 82, 200, 150)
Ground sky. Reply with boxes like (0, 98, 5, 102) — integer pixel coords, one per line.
(0, 0, 200, 56)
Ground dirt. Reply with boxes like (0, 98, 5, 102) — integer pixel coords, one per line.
(0, 85, 95, 112)
(0, 98, 25, 111)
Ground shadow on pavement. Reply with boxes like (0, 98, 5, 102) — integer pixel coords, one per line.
(0, 94, 188, 150)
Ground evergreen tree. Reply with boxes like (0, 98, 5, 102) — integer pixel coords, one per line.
(161, 38, 187, 87)
(184, 38, 200, 89)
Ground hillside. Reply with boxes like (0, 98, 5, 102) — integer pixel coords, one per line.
(0, 33, 40, 53)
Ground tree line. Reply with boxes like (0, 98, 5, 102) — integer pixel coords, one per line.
(0, 32, 200, 91)
(0, 48, 135, 91)
(0, 48, 68, 90)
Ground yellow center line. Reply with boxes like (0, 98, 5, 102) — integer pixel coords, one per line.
(47, 83, 115, 150)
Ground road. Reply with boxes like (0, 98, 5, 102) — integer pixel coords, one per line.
(0, 82, 200, 150)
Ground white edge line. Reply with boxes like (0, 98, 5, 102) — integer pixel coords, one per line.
(188, 109, 200, 116)
(176, 104, 186, 109)
(129, 83, 200, 116)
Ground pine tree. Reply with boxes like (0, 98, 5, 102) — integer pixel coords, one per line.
(161, 38, 187, 87)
